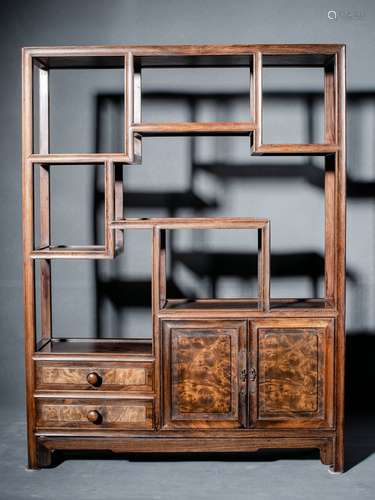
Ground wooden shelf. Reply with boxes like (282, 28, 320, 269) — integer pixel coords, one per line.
(35, 338, 152, 357)
(29, 153, 131, 164)
(26, 44, 343, 69)
(111, 217, 268, 229)
(31, 245, 111, 259)
(160, 298, 336, 318)
(131, 121, 256, 136)
(252, 144, 338, 156)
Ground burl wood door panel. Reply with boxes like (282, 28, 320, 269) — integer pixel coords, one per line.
(35, 361, 153, 392)
(162, 320, 247, 429)
(249, 319, 334, 428)
(36, 398, 154, 430)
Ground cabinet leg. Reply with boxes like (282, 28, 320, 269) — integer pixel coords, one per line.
(37, 441, 53, 468)
(320, 438, 344, 473)
(331, 436, 345, 473)
(26, 436, 39, 470)
(27, 440, 52, 469)
(320, 439, 334, 468)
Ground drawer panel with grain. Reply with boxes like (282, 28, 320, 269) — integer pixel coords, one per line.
(36, 398, 154, 430)
(35, 361, 154, 392)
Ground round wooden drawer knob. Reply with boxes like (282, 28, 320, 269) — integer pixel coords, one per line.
(87, 410, 102, 424)
(87, 372, 101, 387)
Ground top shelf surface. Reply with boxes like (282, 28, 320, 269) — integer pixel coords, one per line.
(25, 44, 344, 68)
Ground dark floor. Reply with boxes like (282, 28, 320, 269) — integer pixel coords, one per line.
(0, 409, 374, 500)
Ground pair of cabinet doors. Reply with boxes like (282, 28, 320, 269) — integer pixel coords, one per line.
(161, 319, 334, 430)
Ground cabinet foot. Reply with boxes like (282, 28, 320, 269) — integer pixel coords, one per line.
(320, 439, 344, 472)
(319, 440, 334, 467)
(38, 442, 53, 468)
(28, 442, 53, 469)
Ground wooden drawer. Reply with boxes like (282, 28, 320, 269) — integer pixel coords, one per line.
(35, 361, 153, 392)
(36, 398, 154, 430)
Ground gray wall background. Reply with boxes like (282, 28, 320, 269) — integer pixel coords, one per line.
(1, 0, 374, 408)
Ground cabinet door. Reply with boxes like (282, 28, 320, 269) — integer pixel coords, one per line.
(161, 320, 247, 429)
(249, 319, 334, 429)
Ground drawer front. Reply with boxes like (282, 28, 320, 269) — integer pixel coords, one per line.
(36, 398, 154, 430)
(36, 361, 153, 392)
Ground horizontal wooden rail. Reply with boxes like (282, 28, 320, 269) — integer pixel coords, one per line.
(25, 44, 344, 69)
(131, 121, 256, 136)
(253, 144, 338, 156)
(30, 245, 111, 259)
(111, 217, 269, 229)
(29, 153, 132, 164)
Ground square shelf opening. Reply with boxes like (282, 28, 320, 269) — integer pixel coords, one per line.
(262, 66, 325, 145)
(32, 59, 125, 155)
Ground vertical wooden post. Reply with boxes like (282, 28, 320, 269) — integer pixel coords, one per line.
(258, 222, 270, 312)
(22, 49, 38, 469)
(159, 229, 167, 308)
(114, 164, 124, 251)
(125, 52, 135, 162)
(133, 59, 142, 160)
(333, 46, 346, 473)
(152, 227, 167, 311)
(38, 65, 52, 342)
(105, 160, 115, 256)
(252, 52, 263, 151)
(324, 61, 336, 302)
(151, 226, 166, 430)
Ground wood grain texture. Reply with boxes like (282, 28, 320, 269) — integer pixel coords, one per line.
(258, 329, 320, 415)
(36, 398, 154, 429)
(172, 332, 232, 414)
(36, 361, 153, 392)
(162, 320, 246, 429)
(249, 319, 334, 429)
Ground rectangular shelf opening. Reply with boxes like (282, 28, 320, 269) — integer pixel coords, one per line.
(150, 219, 270, 312)
(34, 249, 154, 347)
(32, 59, 126, 155)
(31, 160, 119, 259)
(134, 62, 254, 137)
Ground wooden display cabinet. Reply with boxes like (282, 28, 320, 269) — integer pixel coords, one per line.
(22, 44, 346, 471)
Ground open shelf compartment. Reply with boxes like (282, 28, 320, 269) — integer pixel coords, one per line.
(147, 217, 271, 313)
(35, 338, 153, 357)
(29, 158, 124, 259)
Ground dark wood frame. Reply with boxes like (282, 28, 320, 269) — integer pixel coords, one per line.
(22, 44, 346, 472)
